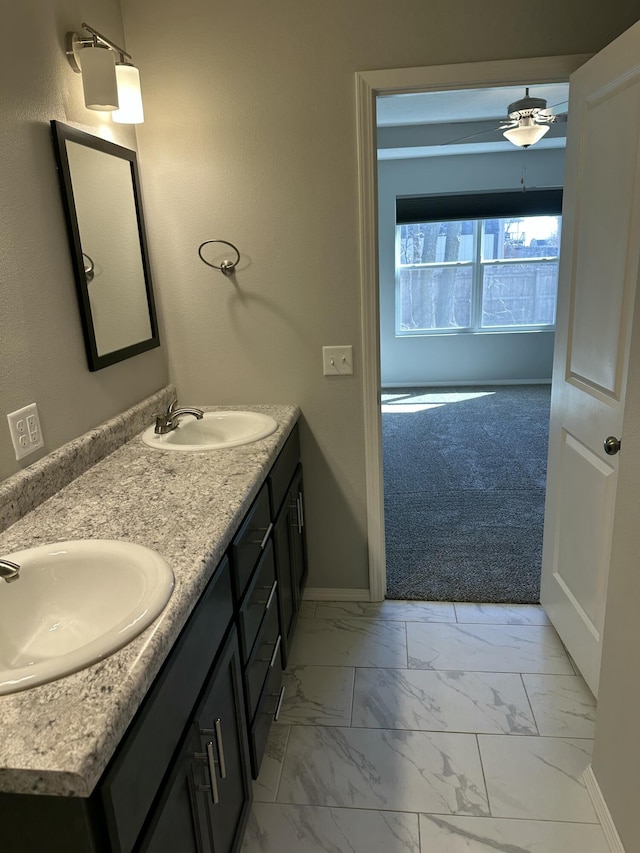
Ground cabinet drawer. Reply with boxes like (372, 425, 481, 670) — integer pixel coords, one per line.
(244, 600, 280, 722)
(230, 484, 272, 601)
(238, 540, 276, 662)
(249, 646, 284, 778)
(101, 557, 234, 853)
(267, 424, 300, 517)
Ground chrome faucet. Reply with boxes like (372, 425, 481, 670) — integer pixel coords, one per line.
(0, 558, 20, 583)
(154, 399, 204, 435)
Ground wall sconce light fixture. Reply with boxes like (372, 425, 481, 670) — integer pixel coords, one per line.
(65, 23, 144, 124)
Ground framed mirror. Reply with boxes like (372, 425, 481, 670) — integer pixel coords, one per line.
(51, 121, 160, 371)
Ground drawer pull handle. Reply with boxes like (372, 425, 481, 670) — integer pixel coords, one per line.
(206, 742, 220, 804)
(214, 718, 227, 779)
(265, 579, 278, 610)
(253, 523, 274, 550)
(270, 634, 282, 668)
(258, 633, 282, 664)
(274, 685, 286, 721)
(256, 579, 278, 607)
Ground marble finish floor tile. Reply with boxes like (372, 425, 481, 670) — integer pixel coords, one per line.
(242, 803, 420, 853)
(315, 600, 456, 622)
(407, 623, 574, 674)
(279, 666, 355, 726)
(522, 674, 597, 738)
(477, 735, 597, 822)
(253, 725, 290, 802)
(454, 603, 551, 626)
(418, 814, 610, 852)
(288, 618, 408, 668)
(298, 601, 317, 619)
(352, 668, 537, 735)
(277, 725, 489, 816)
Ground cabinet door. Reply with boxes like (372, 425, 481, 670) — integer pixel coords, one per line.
(289, 467, 308, 606)
(197, 630, 252, 853)
(273, 498, 295, 665)
(140, 630, 251, 853)
(138, 723, 203, 853)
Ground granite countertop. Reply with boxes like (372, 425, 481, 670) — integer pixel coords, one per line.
(0, 401, 300, 797)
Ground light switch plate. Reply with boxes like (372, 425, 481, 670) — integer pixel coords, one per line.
(7, 403, 44, 461)
(322, 345, 354, 376)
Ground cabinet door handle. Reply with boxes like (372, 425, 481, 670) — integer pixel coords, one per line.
(253, 523, 273, 549)
(297, 492, 304, 531)
(206, 742, 220, 804)
(269, 634, 282, 668)
(214, 718, 227, 779)
(274, 685, 286, 721)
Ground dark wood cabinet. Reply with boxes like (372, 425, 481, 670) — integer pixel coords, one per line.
(101, 558, 236, 853)
(269, 429, 308, 669)
(138, 630, 251, 853)
(230, 424, 308, 778)
(230, 484, 283, 779)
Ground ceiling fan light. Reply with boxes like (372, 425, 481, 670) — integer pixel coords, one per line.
(503, 120, 550, 148)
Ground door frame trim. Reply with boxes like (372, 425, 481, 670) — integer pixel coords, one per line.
(355, 54, 591, 602)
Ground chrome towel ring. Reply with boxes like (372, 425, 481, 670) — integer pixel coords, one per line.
(197, 239, 241, 275)
(82, 252, 95, 282)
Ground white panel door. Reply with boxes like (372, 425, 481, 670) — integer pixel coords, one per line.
(541, 20, 640, 697)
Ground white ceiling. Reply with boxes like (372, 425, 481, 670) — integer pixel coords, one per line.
(376, 83, 570, 159)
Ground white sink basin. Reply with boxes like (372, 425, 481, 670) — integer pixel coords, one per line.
(0, 540, 174, 695)
(142, 410, 278, 451)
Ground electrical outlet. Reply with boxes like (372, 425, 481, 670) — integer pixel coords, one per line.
(7, 404, 44, 461)
(323, 345, 354, 376)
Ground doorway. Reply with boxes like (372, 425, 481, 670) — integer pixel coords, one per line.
(376, 85, 564, 602)
(354, 55, 588, 603)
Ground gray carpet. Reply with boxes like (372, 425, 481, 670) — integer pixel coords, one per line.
(383, 385, 551, 603)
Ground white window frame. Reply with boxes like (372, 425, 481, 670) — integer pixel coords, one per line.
(395, 217, 560, 336)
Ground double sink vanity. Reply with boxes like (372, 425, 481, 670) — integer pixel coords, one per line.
(0, 386, 307, 853)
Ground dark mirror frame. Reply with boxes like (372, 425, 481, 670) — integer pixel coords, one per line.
(50, 120, 160, 371)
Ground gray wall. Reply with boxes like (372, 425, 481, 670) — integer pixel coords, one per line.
(378, 149, 565, 386)
(0, 0, 168, 483)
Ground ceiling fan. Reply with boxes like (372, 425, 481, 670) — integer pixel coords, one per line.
(443, 87, 567, 150)
(500, 87, 558, 148)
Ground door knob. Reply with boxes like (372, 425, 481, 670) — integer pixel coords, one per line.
(603, 436, 621, 456)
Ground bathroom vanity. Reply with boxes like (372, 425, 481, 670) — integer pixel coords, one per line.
(0, 388, 306, 853)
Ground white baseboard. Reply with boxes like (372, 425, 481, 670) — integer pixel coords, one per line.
(303, 588, 371, 602)
(583, 765, 626, 853)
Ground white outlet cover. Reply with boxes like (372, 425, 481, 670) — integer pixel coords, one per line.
(7, 403, 44, 461)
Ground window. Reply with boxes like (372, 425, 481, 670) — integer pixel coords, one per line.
(396, 214, 561, 335)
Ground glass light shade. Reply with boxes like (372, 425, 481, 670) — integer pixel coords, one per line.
(503, 120, 550, 149)
(80, 45, 118, 111)
(113, 63, 144, 124)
